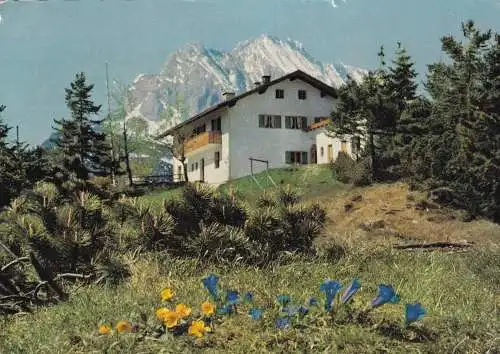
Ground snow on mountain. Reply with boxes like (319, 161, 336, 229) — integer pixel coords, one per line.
(129, 34, 367, 128)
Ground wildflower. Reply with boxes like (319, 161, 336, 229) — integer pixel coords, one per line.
(115, 320, 133, 333)
(160, 287, 175, 302)
(243, 291, 254, 303)
(98, 324, 112, 335)
(202, 274, 219, 300)
(225, 290, 240, 305)
(188, 320, 211, 338)
(371, 284, 401, 308)
(282, 305, 299, 316)
(175, 303, 192, 319)
(298, 305, 309, 317)
(308, 297, 319, 307)
(249, 307, 263, 320)
(276, 317, 290, 329)
(320, 279, 342, 312)
(163, 310, 180, 328)
(216, 304, 234, 315)
(276, 294, 291, 307)
(340, 279, 361, 304)
(201, 301, 216, 316)
(156, 307, 171, 322)
(405, 303, 426, 326)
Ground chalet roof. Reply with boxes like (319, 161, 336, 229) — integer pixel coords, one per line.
(155, 69, 338, 139)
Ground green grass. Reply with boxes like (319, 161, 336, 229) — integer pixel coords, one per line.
(1, 248, 499, 353)
(139, 164, 344, 208)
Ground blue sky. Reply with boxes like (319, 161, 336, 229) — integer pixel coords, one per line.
(0, 0, 499, 145)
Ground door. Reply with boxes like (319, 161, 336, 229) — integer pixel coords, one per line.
(327, 144, 333, 162)
(341, 140, 347, 153)
(200, 158, 205, 182)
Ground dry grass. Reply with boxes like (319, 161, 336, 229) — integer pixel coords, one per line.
(312, 182, 500, 249)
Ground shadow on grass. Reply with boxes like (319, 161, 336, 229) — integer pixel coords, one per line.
(375, 321, 439, 343)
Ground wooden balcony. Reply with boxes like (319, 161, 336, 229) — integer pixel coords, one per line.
(184, 131, 222, 155)
(309, 118, 330, 131)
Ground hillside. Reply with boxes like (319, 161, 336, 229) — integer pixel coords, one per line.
(2, 167, 499, 353)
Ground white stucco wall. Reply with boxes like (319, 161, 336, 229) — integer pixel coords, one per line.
(172, 108, 230, 184)
(227, 79, 337, 180)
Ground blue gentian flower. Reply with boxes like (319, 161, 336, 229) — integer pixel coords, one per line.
(216, 304, 234, 315)
(298, 305, 309, 317)
(243, 292, 253, 303)
(202, 274, 219, 300)
(249, 307, 263, 320)
(371, 284, 401, 308)
(320, 279, 342, 312)
(405, 303, 426, 326)
(225, 290, 240, 305)
(340, 279, 361, 304)
(276, 317, 290, 329)
(308, 297, 319, 307)
(276, 294, 291, 307)
(282, 305, 299, 316)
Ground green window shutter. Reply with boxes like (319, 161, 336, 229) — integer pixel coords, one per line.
(285, 151, 292, 164)
(285, 116, 291, 129)
(274, 115, 281, 128)
(258, 115, 264, 127)
(301, 152, 308, 164)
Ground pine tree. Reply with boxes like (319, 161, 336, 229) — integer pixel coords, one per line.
(419, 20, 500, 220)
(53, 72, 116, 181)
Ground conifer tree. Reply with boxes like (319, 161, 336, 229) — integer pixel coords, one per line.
(53, 72, 117, 181)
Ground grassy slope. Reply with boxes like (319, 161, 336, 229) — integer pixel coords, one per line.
(2, 166, 499, 353)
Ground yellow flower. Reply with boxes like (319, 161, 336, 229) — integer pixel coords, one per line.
(115, 320, 133, 333)
(201, 301, 215, 316)
(160, 288, 175, 302)
(175, 303, 192, 319)
(98, 324, 112, 335)
(155, 307, 170, 322)
(188, 320, 211, 338)
(163, 310, 180, 328)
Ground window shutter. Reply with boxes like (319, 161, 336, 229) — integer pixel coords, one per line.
(285, 116, 291, 129)
(274, 115, 281, 128)
(285, 151, 291, 164)
(301, 152, 308, 164)
(301, 117, 308, 129)
(258, 115, 264, 127)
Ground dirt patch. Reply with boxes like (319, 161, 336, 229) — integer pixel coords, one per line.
(313, 182, 500, 248)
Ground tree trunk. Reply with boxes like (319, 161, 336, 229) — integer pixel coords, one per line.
(122, 124, 133, 186)
(181, 157, 189, 183)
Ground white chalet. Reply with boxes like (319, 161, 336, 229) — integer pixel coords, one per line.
(157, 70, 361, 184)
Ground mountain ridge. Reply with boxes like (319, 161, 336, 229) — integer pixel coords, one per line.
(128, 34, 367, 133)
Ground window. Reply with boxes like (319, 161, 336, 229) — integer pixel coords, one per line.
(211, 117, 221, 131)
(195, 162, 198, 170)
(285, 151, 308, 165)
(351, 136, 361, 155)
(192, 124, 206, 136)
(275, 89, 284, 99)
(191, 164, 194, 172)
(258, 114, 281, 128)
(314, 117, 324, 123)
(298, 90, 307, 100)
(320, 146, 324, 157)
(285, 116, 308, 129)
(214, 151, 220, 168)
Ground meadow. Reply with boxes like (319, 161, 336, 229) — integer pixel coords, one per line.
(1, 166, 499, 353)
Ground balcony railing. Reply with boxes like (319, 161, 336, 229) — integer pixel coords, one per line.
(309, 119, 330, 131)
(184, 131, 222, 155)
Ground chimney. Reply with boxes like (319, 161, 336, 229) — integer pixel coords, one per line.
(222, 91, 236, 100)
(262, 75, 271, 84)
